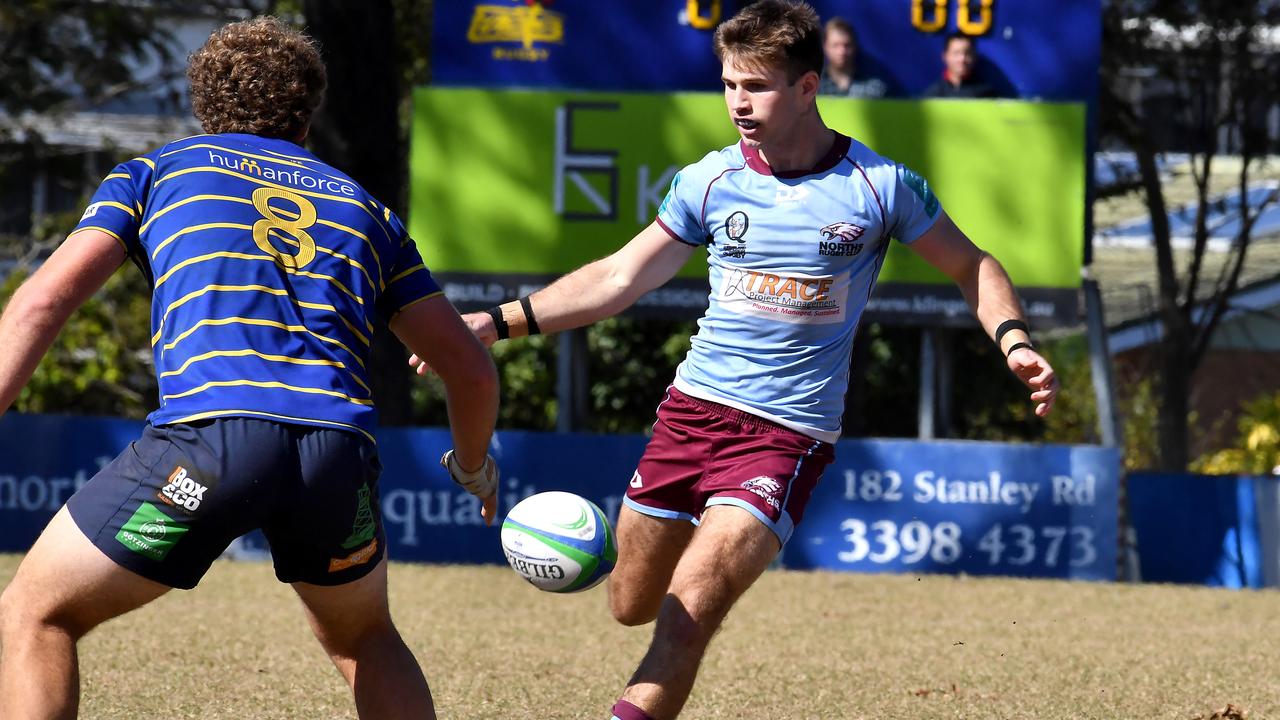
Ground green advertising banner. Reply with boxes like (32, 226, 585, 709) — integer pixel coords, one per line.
(410, 88, 1084, 326)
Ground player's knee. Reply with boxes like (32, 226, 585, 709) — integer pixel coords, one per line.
(608, 575, 663, 626)
(609, 592, 659, 627)
(0, 580, 64, 642)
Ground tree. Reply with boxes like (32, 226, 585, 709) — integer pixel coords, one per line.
(298, 0, 435, 425)
(1100, 0, 1280, 469)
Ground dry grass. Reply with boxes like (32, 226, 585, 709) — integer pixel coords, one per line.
(2, 555, 1279, 719)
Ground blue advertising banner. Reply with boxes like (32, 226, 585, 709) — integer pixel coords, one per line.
(432, 0, 1100, 102)
(0, 414, 1118, 583)
(1127, 473, 1280, 589)
(783, 440, 1120, 580)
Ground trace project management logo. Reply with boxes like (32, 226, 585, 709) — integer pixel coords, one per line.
(467, 0, 563, 63)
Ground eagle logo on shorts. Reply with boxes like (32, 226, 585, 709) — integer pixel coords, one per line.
(742, 476, 783, 510)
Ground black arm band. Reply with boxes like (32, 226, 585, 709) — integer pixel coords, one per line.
(994, 319, 1030, 345)
(486, 306, 509, 340)
(519, 296, 541, 336)
(1006, 341, 1035, 357)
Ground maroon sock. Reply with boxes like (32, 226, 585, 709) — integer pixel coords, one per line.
(610, 699, 655, 720)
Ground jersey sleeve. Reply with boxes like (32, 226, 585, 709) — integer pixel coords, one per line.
(69, 155, 154, 256)
(655, 165, 710, 247)
(885, 164, 943, 244)
(376, 210, 443, 320)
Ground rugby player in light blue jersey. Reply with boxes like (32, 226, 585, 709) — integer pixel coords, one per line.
(414, 1, 1058, 718)
(0, 17, 498, 720)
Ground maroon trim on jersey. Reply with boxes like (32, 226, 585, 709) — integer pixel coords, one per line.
(849, 159, 888, 240)
(699, 163, 747, 237)
(655, 216, 702, 247)
(739, 133, 852, 178)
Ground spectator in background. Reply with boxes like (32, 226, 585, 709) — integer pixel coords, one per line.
(819, 17, 887, 98)
(923, 31, 999, 98)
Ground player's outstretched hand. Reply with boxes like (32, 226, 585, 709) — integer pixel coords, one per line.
(409, 311, 498, 376)
(1007, 347, 1058, 418)
(440, 449, 499, 525)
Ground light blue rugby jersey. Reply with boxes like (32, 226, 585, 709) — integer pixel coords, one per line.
(656, 133, 941, 442)
(69, 133, 442, 441)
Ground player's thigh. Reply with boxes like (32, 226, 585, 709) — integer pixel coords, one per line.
(1, 507, 170, 637)
(609, 506, 695, 610)
(292, 557, 393, 651)
(665, 504, 780, 624)
(264, 427, 385, 586)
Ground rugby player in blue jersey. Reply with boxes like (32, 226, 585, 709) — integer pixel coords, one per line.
(0, 17, 498, 719)
(414, 2, 1057, 717)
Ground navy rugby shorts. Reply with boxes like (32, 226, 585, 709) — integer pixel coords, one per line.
(67, 417, 385, 589)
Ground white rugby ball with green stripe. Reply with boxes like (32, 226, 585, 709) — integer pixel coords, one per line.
(501, 491, 618, 593)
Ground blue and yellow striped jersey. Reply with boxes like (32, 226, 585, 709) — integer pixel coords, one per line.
(70, 133, 442, 440)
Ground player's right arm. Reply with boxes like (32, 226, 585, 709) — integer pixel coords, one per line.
(0, 229, 126, 416)
(415, 222, 694, 362)
(501, 221, 696, 337)
(392, 295, 501, 523)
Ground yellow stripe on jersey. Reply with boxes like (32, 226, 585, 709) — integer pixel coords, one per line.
(389, 290, 444, 319)
(133, 157, 156, 170)
(141, 194, 251, 235)
(67, 226, 127, 253)
(163, 379, 374, 406)
(389, 263, 425, 284)
(105, 172, 130, 181)
(167, 409, 375, 443)
(93, 201, 138, 219)
(159, 348, 371, 394)
(153, 165, 391, 245)
(152, 284, 372, 349)
(160, 317, 366, 370)
(265, 227, 378, 293)
(152, 250, 366, 308)
(151, 222, 252, 260)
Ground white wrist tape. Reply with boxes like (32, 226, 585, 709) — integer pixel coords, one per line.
(440, 450, 499, 499)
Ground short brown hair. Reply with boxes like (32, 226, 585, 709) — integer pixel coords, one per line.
(713, 0, 824, 83)
(187, 16, 326, 140)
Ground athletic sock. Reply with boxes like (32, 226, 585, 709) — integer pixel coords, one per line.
(610, 698, 656, 720)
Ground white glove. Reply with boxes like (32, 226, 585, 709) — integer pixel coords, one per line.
(440, 450, 499, 499)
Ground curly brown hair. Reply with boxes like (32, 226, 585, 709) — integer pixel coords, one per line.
(713, 0, 823, 83)
(187, 16, 326, 140)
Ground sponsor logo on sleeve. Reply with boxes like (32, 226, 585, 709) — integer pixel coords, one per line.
(901, 166, 940, 217)
(80, 203, 104, 221)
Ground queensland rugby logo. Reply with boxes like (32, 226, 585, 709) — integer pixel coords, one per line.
(721, 210, 749, 258)
(742, 476, 783, 510)
(819, 221, 865, 257)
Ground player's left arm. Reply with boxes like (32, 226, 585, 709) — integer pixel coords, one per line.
(0, 229, 127, 416)
(907, 211, 1058, 417)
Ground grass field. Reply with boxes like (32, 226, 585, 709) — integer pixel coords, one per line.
(1, 555, 1277, 719)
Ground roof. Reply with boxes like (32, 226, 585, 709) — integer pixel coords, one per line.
(0, 111, 202, 154)
(1089, 154, 1280, 351)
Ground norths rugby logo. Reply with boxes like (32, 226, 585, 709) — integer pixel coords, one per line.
(819, 222, 865, 257)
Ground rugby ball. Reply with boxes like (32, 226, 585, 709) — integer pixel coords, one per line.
(500, 491, 617, 593)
